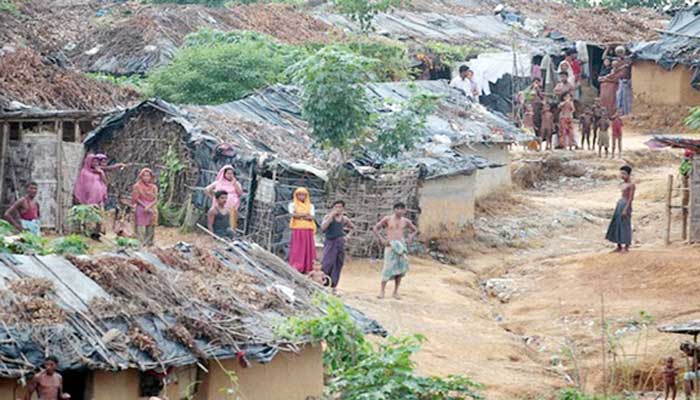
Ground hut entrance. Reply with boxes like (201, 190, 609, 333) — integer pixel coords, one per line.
(62, 370, 89, 400)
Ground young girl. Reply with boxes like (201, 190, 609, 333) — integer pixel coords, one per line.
(597, 111, 611, 158)
(558, 93, 575, 151)
(132, 168, 158, 247)
(523, 104, 539, 151)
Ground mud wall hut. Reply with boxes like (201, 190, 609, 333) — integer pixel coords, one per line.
(0, 242, 382, 400)
(632, 5, 700, 108)
(83, 96, 328, 258)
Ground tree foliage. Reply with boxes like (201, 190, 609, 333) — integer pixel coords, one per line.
(332, 0, 406, 32)
(278, 296, 483, 399)
(148, 30, 302, 104)
(288, 46, 377, 151)
(306, 38, 410, 81)
(372, 87, 440, 158)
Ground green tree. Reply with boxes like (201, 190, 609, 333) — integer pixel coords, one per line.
(685, 106, 700, 130)
(372, 87, 440, 158)
(287, 46, 377, 151)
(148, 30, 303, 104)
(332, 0, 406, 32)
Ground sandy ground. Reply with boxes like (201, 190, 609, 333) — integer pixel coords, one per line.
(331, 129, 700, 399)
(82, 128, 698, 399)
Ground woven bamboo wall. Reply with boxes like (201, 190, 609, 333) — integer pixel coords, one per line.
(326, 168, 421, 258)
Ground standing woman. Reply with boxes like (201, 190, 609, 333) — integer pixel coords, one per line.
(204, 165, 243, 231)
(606, 165, 635, 253)
(132, 168, 158, 247)
(74, 154, 109, 239)
(288, 187, 316, 273)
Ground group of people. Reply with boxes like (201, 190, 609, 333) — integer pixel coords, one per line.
(520, 46, 631, 157)
(287, 187, 418, 299)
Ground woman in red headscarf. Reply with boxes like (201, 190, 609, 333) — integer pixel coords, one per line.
(132, 168, 158, 246)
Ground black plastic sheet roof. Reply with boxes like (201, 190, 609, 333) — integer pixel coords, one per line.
(633, 5, 700, 69)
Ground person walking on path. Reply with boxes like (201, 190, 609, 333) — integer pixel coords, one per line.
(288, 187, 317, 274)
(204, 165, 243, 231)
(373, 202, 418, 300)
(320, 200, 355, 294)
(132, 168, 158, 247)
(606, 165, 635, 253)
(4, 181, 41, 235)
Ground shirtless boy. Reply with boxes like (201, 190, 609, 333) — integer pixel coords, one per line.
(372, 202, 418, 300)
(24, 356, 70, 400)
(664, 356, 679, 400)
(682, 342, 700, 400)
(541, 102, 554, 151)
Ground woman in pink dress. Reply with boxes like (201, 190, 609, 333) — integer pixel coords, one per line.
(288, 187, 317, 273)
(132, 168, 158, 247)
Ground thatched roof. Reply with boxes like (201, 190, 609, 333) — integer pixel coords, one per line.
(0, 241, 383, 378)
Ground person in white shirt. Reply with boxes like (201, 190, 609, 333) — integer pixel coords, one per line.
(450, 65, 479, 100)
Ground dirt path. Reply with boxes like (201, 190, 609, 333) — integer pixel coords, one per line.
(336, 129, 700, 399)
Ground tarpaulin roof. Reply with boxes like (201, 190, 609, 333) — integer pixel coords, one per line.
(633, 5, 700, 69)
(659, 320, 700, 336)
(85, 80, 530, 180)
(0, 242, 384, 377)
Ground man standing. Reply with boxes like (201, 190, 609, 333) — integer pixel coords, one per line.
(24, 356, 70, 400)
(320, 200, 355, 295)
(4, 182, 40, 235)
(372, 202, 418, 300)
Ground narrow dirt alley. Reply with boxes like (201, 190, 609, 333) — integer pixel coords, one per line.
(336, 130, 700, 399)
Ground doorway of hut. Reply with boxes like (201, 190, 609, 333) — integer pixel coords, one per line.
(587, 44, 605, 91)
(62, 370, 89, 400)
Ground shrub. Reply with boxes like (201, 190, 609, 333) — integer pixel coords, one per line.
(1, 232, 49, 255)
(116, 237, 140, 248)
(148, 30, 303, 104)
(67, 205, 103, 236)
(50, 235, 90, 255)
(423, 41, 488, 65)
(278, 296, 483, 399)
(332, 0, 405, 32)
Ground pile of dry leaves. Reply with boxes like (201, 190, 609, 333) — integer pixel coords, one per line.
(0, 48, 138, 110)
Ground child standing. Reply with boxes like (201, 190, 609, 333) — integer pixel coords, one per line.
(597, 111, 611, 158)
(559, 93, 575, 151)
(541, 102, 554, 151)
(664, 356, 679, 400)
(113, 193, 133, 238)
(612, 111, 624, 158)
(580, 109, 593, 151)
(523, 104, 539, 151)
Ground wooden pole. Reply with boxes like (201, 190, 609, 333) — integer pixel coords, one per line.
(0, 123, 8, 210)
(56, 121, 64, 234)
(683, 175, 690, 241)
(601, 294, 607, 398)
(666, 174, 674, 245)
(74, 120, 81, 143)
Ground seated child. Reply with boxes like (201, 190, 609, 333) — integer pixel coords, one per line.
(308, 262, 331, 287)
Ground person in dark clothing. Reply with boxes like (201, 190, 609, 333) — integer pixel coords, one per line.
(320, 200, 355, 294)
(606, 165, 635, 252)
(208, 191, 235, 240)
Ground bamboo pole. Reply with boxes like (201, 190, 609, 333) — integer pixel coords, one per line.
(601, 294, 607, 398)
(683, 175, 690, 241)
(0, 123, 8, 208)
(56, 120, 64, 234)
(666, 174, 674, 245)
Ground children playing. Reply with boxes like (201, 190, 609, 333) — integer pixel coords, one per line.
(612, 111, 624, 158)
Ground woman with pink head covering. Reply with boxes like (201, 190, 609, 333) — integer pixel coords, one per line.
(74, 154, 108, 207)
(132, 168, 158, 247)
(204, 165, 243, 231)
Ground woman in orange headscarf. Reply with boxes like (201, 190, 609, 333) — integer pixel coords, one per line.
(288, 187, 316, 273)
(132, 168, 158, 247)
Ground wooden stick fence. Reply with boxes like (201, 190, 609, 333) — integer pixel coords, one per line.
(665, 174, 691, 245)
